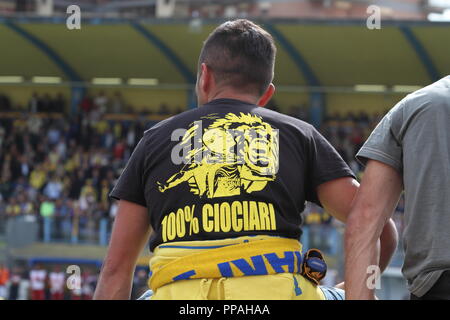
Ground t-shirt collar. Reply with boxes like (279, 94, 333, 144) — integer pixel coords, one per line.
(204, 98, 256, 107)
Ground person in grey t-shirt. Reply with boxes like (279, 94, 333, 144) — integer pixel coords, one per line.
(344, 76, 450, 300)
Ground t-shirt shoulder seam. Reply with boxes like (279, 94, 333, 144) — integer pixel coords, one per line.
(358, 146, 401, 166)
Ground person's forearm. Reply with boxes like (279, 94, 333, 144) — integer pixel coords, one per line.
(93, 266, 134, 300)
(344, 227, 397, 300)
(344, 160, 402, 299)
(345, 232, 379, 299)
(93, 200, 152, 300)
(344, 210, 382, 300)
(378, 219, 398, 272)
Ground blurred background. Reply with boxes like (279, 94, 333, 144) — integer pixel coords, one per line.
(0, 0, 449, 300)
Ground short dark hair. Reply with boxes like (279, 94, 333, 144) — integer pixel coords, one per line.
(198, 19, 276, 95)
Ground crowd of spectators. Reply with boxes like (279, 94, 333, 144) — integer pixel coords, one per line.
(0, 91, 154, 242)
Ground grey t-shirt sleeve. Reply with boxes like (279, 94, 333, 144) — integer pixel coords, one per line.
(356, 101, 405, 172)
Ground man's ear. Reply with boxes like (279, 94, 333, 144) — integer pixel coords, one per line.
(199, 63, 213, 98)
(257, 83, 275, 107)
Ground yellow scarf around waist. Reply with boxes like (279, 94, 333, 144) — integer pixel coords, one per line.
(149, 236, 303, 291)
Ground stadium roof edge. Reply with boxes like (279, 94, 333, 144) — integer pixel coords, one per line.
(130, 22, 196, 84)
(2, 16, 450, 27)
(3, 21, 82, 82)
(399, 26, 441, 82)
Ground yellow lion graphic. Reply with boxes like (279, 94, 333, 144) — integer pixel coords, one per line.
(157, 112, 279, 199)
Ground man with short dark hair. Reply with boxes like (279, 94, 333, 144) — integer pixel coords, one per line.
(197, 19, 276, 97)
(94, 19, 397, 300)
(345, 76, 450, 300)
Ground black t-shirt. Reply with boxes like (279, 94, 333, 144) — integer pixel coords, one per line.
(110, 98, 354, 251)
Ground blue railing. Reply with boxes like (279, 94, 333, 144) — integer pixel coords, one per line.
(5, 215, 113, 246)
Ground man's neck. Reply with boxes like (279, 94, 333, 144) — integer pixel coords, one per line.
(207, 89, 259, 106)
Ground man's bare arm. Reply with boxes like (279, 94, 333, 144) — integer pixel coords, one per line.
(317, 176, 398, 273)
(344, 160, 402, 300)
(317, 177, 359, 223)
(94, 200, 151, 300)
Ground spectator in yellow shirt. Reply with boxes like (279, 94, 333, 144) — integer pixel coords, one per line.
(29, 164, 47, 190)
(5, 197, 21, 217)
(80, 179, 97, 200)
(17, 193, 34, 215)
